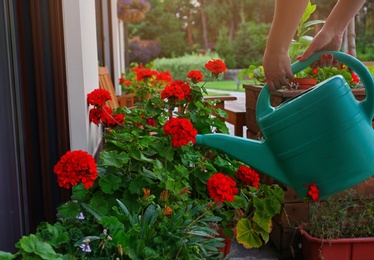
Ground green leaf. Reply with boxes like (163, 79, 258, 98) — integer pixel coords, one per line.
(129, 149, 153, 162)
(253, 211, 272, 233)
(81, 203, 104, 221)
(99, 216, 125, 234)
(89, 192, 109, 215)
(0, 251, 16, 260)
(41, 222, 69, 247)
(236, 218, 263, 249)
(226, 195, 245, 209)
(72, 184, 89, 200)
(58, 201, 80, 219)
(116, 199, 130, 216)
(100, 150, 129, 168)
(99, 174, 121, 194)
(128, 176, 149, 194)
(18, 234, 58, 259)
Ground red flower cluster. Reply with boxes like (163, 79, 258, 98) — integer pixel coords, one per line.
(161, 80, 191, 101)
(304, 182, 320, 201)
(351, 73, 360, 83)
(156, 71, 173, 83)
(146, 118, 156, 127)
(87, 88, 112, 107)
(187, 70, 203, 84)
(205, 59, 226, 77)
(207, 173, 238, 202)
(87, 89, 124, 127)
(133, 66, 173, 85)
(54, 150, 98, 189)
(119, 77, 131, 86)
(235, 165, 260, 189)
(134, 67, 157, 81)
(163, 117, 197, 147)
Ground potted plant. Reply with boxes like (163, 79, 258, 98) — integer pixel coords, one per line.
(299, 182, 374, 260)
(0, 59, 284, 259)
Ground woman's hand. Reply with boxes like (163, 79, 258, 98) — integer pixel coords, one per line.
(262, 50, 295, 90)
(298, 30, 343, 68)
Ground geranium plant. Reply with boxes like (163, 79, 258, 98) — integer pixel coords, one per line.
(0, 59, 283, 259)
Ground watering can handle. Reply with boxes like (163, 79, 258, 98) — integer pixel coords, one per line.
(256, 51, 374, 120)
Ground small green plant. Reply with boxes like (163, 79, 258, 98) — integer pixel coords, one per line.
(238, 65, 265, 85)
(288, 1, 325, 62)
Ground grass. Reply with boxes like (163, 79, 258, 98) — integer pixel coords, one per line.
(204, 92, 230, 97)
(202, 80, 254, 92)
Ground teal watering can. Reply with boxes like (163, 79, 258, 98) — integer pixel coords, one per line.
(196, 51, 374, 199)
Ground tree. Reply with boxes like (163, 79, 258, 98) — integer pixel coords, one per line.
(232, 22, 270, 68)
(215, 27, 236, 68)
(128, 0, 191, 58)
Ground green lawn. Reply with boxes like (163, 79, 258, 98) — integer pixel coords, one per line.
(202, 80, 254, 92)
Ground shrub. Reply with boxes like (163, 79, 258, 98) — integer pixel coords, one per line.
(158, 31, 191, 58)
(232, 22, 270, 68)
(215, 27, 237, 69)
(153, 53, 225, 80)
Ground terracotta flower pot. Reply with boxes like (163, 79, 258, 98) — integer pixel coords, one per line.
(299, 225, 374, 260)
(287, 78, 318, 90)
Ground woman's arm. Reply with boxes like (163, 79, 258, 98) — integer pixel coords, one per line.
(263, 0, 309, 90)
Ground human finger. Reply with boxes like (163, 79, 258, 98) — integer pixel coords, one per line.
(319, 54, 328, 67)
(325, 53, 334, 67)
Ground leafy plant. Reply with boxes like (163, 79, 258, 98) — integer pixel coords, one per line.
(288, 1, 325, 62)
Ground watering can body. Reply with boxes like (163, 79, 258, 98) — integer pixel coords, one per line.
(196, 51, 374, 199)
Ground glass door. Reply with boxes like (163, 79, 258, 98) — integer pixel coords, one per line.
(0, 0, 28, 252)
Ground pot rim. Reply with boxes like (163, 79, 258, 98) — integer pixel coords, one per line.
(298, 225, 374, 244)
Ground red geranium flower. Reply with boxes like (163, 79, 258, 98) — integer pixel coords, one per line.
(163, 117, 197, 147)
(146, 118, 156, 127)
(135, 68, 157, 81)
(207, 173, 238, 202)
(157, 71, 173, 83)
(351, 73, 360, 83)
(161, 80, 191, 101)
(89, 108, 102, 125)
(187, 70, 203, 84)
(54, 150, 98, 189)
(235, 165, 260, 189)
(205, 59, 226, 77)
(304, 182, 320, 202)
(87, 88, 112, 107)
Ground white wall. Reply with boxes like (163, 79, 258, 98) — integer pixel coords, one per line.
(62, 0, 102, 155)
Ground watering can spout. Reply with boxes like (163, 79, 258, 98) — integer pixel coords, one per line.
(195, 134, 291, 187)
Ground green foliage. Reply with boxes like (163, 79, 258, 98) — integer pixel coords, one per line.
(153, 52, 224, 80)
(216, 27, 237, 69)
(232, 22, 270, 68)
(238, 64, 265, 85)
(289, 1, 325, 62)
(235, 184, 284, 248)
(128, 0, 191, 58)
(308, 188, 374, 240)
(158, 31, 191, 58)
